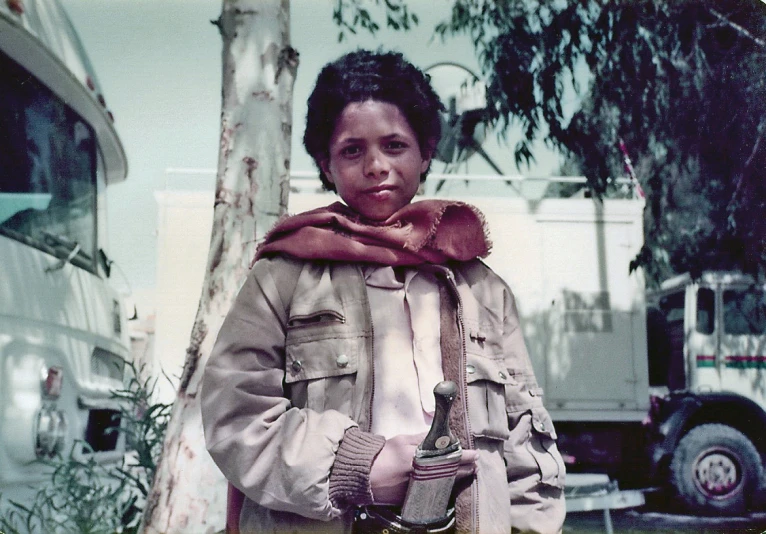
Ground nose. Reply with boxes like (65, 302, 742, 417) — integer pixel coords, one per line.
(363, 147, 390, 178)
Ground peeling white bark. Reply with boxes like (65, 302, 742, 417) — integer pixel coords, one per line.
(141, 1, 295, 532)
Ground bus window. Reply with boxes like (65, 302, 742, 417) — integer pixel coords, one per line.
(696, 288, 715, 335)
(0, 49, 97, 273)
(723, 288, 766, 335)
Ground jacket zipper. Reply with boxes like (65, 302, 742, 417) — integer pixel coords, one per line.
(443, 269, 479, 534)
(359, 267, 375, 433)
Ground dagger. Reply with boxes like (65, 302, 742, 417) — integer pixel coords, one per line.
(400, 380, 463, 525)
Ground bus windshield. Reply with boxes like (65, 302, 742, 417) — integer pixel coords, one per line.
(0, 49, 97, 273)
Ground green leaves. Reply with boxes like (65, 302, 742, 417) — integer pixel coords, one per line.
(438, 0, 766, 280)
(333, 0, 420, 42)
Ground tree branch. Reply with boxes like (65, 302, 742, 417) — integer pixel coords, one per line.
(744, 118, 765, 169)
(708, 8, 766, 50)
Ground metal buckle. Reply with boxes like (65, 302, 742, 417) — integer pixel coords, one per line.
(354, 506, 455, 534)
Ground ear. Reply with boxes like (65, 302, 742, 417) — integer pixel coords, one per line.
(320, 159, 334, 184)
(420, 156, 431, 174)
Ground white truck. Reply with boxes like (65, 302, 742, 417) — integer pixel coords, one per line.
(641, 271, 766, 514)
(0, 0, 131, 508)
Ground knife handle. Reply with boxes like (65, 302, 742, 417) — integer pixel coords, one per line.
(418, 381, 460, 457)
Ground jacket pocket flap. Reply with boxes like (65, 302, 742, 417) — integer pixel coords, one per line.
(285, 336, 360, 384)
(465, 355, 512, 441)
(465, 354, 514, 385)
(289, 300, 345, 324)
(531, 407, 557, 440)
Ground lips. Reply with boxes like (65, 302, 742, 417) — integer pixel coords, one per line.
(363, 184, 395, 194)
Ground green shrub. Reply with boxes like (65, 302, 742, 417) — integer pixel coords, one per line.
(0, 363, 172, 534)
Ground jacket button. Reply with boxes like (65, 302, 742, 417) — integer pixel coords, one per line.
(336, 354, 349, 368)
(291, 360, 302, 372)
(466, 365, 476, 374)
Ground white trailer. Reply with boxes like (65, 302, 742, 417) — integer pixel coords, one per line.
(0, 0, 130, 508)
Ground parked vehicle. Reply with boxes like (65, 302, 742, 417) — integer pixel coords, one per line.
(644, 271, 766, 514)
(0, 0, 130, 508)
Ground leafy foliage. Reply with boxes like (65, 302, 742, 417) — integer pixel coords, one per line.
(434, 0, 766, 282)
(0, 444, 136, 534)
(110, 363, 171, 502)
(0, 363, 171, 534)
(333, 0, 419, 42)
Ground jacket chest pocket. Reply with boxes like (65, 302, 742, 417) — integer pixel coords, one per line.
(284, 311, 362, 417)
(465, 353, 514, 441)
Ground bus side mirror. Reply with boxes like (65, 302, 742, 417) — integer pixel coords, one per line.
(99, 248, 112, 278)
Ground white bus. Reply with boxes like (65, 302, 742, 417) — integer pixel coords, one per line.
(0, 0, 130, 506)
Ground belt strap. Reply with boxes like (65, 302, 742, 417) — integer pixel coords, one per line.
(354, 506, 455, 534)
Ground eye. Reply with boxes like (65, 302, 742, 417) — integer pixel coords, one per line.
(385, 140, 408, 151)
(339, 145, 362, 158)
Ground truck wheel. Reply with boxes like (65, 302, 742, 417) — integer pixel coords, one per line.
(670, 423, 763, 515)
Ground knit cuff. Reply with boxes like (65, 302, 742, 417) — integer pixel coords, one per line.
(329, 427, 386, 509)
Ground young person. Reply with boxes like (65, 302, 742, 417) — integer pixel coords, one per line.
(202, 49, 566, 533)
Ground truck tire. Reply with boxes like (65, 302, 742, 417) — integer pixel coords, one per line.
(670, 423, 763, 515)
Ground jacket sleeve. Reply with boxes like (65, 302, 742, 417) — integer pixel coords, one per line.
(501, 284, 567, 533)
(201, 258, 375, 521)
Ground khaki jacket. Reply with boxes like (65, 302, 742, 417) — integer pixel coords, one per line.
(202, 256, 566, 533)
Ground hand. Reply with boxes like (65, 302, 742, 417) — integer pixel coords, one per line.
(369, 433, 478, 505)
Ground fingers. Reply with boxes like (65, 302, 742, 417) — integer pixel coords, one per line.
(460, 449, 478, 465)
(456, 464, 476, 479)
(456, 449, 478, 479)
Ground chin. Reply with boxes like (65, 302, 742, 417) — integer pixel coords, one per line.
(353, 205, 394, 221)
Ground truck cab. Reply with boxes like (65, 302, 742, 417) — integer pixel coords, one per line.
(0, 0, 130, 506)
(647, 271, 766, 514)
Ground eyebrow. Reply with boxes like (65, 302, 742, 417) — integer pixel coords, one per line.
(335, 133, 410, 144)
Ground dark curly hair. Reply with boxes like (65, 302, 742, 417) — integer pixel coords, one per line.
(303, 49, 444, 192)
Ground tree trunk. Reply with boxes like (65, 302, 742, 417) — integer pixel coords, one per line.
(141, 1, 295, 531)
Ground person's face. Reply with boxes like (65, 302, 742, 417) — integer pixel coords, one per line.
(321, 100, 431, 221)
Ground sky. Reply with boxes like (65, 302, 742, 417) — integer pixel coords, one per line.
(59, 0, 569, 314)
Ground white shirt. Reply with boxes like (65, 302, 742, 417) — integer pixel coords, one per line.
(364, 266, 445, 439)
